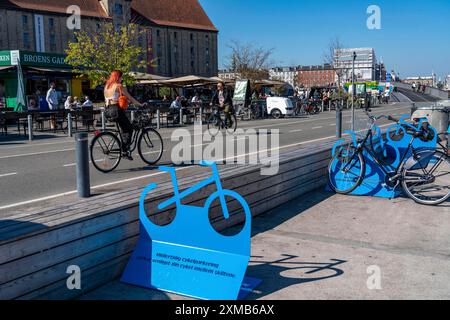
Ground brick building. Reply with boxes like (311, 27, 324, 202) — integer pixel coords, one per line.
(0, 0, 218, 77)
(297, 64, 337, 88)
(0, 0, 218, 110)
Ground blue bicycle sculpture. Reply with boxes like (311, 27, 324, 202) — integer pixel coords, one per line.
(123, 160, 252, 300)
(141, 160, 246, 220)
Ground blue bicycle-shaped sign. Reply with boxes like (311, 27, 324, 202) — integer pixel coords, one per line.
(122, 161, 253, 300)
(155, 160, 238, 220)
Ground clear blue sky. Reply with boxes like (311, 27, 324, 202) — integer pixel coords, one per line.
(199, 0, 450, 80)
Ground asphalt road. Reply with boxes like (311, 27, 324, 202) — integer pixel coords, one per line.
(0, 102, 414, 214)
(397, 88, 440, 103)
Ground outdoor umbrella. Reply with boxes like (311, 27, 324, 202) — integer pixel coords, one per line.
(161, 75, 217, 87)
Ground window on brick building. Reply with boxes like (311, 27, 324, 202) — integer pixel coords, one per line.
(190, 33, 194, 41)
(23, 32, 30, 49)
(49, 18, 55, 29)
(114, 3, 123, 16)
(157, 43, 162, 57)
(50, 34, 56, 52)
(22, 15, 28, 28)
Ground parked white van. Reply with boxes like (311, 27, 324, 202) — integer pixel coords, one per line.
(266, 97, 294, 119)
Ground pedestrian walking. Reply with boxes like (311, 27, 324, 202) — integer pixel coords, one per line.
(170, 96, 182, 124)
(46, 82, 59, 129)
(46, 82, 59, 110)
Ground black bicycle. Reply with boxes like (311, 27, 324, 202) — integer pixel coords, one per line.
(328, 110, 450, 206)
(206, 104, 237, 136)
(90, 106, 164, 173)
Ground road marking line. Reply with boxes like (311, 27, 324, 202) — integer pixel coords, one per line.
(0, 148, 75, 159)
(0, 140, 75, 150)
(289, 129, 303, 133)
(312, 126, 323, 129)
(0, 172, 17, 178)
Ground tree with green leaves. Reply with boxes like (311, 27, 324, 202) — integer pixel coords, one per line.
(65, 23, 154, 88)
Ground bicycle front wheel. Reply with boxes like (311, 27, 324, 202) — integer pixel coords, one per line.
(138, 128, 164, 165)
(402, 150, 450, 205)
(90, 132, 122, 173)
(328, 145, 365, 194)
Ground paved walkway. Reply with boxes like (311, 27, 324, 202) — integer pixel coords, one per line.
(80, 189, 450, 300)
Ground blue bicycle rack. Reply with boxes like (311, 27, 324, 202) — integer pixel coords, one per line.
(328, 115, 438, 199)
(121, 161, 258, 300)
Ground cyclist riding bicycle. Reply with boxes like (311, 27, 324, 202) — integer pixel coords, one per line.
(104, 70, 143, 161)
(210, 81, 234, 127)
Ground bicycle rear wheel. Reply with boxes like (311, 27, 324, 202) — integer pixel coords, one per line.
(224, 113, 237, 135)
(90, 132, 122, 173)
(138, 128, 164, 165)
(206, 113, 221, 137)
(328, 145, 365, 194)
(402, 150, 450, 205)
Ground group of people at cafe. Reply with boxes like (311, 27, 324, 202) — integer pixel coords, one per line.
(46, 82, 93, 111)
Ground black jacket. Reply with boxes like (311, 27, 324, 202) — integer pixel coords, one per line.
(211, 89, 233, 107)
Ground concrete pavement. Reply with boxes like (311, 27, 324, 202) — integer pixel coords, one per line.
(80, 188, 450, 300)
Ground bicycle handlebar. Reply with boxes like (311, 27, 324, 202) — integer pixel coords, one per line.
(387, 115, 399, 123)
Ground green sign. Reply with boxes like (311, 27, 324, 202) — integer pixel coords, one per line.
(0, 50, 70, 69)
(0, 51, 11, 66)
(233, 80, 250, 101)
(356, 84, 366, 95)
(20, 51, 70, 68)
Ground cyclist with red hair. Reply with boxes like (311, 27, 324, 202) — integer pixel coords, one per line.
(104, 70, 143, 160)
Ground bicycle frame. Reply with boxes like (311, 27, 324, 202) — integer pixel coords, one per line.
(157, 161, 230, 219)
(342, 118, 428, 186)
(110, 123, 141, 153)
(359, 129, 416, 178)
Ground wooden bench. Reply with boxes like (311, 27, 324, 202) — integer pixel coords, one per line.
(0, 141, 336, 300)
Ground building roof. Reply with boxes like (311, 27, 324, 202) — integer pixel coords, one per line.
(131, 0, 218, 32)
(0, 0, 109, 18)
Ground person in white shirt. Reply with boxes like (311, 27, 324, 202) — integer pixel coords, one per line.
(46, 82, 59, 110)
(82, 96, 93, 108)
(384, 88, 391, 104)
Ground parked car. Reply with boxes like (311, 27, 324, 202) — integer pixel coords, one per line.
(266, 97, 294, 119)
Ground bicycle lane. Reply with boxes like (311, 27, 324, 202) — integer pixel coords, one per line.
(0, 103, 413, 210)
(0, 102, 413, 158)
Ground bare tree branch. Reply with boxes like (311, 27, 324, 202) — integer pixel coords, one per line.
(225, 40, 274, 82)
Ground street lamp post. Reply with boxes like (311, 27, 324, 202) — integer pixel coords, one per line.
(351, 51, 357, 131)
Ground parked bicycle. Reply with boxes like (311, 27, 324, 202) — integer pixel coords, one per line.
(328, 109, 450, 205)
(90, 105, 164, 173)
(304, 99, 321, 115)
(206, 104, 238, 137)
